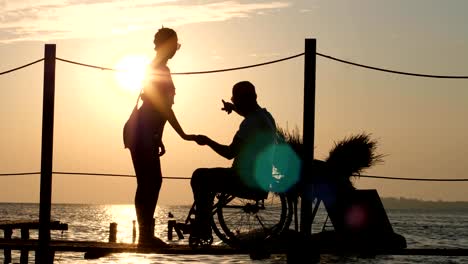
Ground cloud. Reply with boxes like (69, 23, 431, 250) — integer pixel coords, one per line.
(0, 0, 290, 43)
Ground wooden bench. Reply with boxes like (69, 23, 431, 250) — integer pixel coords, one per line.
(0, 220, 68, 264)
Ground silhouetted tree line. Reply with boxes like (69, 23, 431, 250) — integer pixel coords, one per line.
(382, 197, 468, 210)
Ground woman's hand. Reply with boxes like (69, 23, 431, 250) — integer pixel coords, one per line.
(183, 134, 197, 141)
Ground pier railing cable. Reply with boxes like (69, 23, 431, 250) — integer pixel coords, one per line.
(1, 171, 468, 181)
(315, 52, 468, 79)
(0, 171, 188, 179)
(172, 53, 305, 75)
(0, 172, 41, 176)
(0, 58, 44, 75)
(358, 175, 468, 181)
(56, 53, 305, 75)
(52, 171, 191, 179)
(55, 58, 118, 71)
(2, 53, 468, 78)
(55, 53, 468, 78)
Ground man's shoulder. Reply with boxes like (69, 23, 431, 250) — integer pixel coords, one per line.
(259, 108, 276, 125)
(248, 107, 273, 118)
(239, 108, 276, 131)
(261, 107, 275, 119)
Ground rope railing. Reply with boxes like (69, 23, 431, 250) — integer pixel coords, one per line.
(56, 53, 305, 75)
(0, 172, 41, 176)
(0, 171, 189, 179)
(0, 52, 468, 79)
(53, 171, 190, 179)
(1, 171, 468, 182)
(55, 58, 116, 71)
(0, 58, 44, 75)
(316, 53, 468, 79)
(357, 174, 468, 182)
(57, 53, 468, 78)
(3, 52, 468, 78)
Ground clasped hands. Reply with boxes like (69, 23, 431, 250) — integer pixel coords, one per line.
(184, 134, 209, 145)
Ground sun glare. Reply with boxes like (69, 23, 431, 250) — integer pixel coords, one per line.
(114, 55, 151, 92)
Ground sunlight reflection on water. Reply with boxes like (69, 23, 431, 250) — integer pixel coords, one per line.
(53, 252, 287, 264)
(1, 204, 468, 263)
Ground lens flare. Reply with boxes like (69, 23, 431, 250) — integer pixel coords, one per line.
(115, 55, 151, 92)
(254, 143, 301, 193)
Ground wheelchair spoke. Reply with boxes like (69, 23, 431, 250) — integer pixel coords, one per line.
(214, 192, 292, 248)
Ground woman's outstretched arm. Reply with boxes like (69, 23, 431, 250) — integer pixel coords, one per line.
(165, 108, 196, 141)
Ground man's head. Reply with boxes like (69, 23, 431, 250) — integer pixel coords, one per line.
(153, 27, 180, 59)
(232, 81, 258, 115)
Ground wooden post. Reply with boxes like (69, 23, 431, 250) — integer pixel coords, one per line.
(132, 220, 136, 244)
(109, 223, 117, 243)
(37, 44, 56, 264)
(168, 220, 175, 240)
(4, 228, 12, 263)
(300, 39, 316, 235)
(20, 228, 30, 264)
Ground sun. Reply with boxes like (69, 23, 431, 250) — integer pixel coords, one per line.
(114, 55, 151, 92)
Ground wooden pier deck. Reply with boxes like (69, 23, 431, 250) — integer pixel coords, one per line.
(0, 220, 68, 263)
(1, 221, 467, 261)
(1, 239, 468, 257)
(0, 239, 245, 258)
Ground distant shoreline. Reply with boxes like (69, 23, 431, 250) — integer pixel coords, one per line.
(381, 197, 468, 210)
(1, 197, 468, 209)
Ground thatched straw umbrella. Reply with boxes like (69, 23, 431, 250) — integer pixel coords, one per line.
(276, 127, 384, 190)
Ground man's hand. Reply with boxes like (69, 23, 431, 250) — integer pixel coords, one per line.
(194, 135, 210, 146)
(221, 99, 235, 114)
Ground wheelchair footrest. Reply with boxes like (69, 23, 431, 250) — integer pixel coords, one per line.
(168, 220, 192, 240)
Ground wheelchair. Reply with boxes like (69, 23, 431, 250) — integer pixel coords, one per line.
(167, 188, 294, 249)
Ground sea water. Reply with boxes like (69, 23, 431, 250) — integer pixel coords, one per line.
(1, 203, 467, 264)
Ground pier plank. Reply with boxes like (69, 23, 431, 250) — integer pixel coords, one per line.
(1, 239, 468, 257)
(0, 220, 68, 231)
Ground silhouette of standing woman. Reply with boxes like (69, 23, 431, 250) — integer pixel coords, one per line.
(128, 27, 195, 247)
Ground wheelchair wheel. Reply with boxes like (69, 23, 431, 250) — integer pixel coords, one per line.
(212, 192, 293, 248)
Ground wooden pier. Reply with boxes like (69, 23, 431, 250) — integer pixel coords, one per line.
(0, 220, 67, 263)
(1, 220, 468, 263)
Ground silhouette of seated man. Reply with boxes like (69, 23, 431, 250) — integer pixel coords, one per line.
(190, 81, 278, 243)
